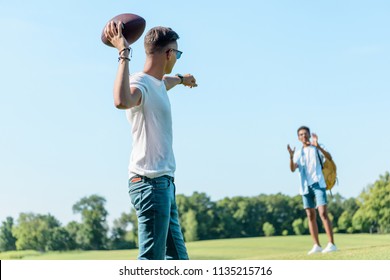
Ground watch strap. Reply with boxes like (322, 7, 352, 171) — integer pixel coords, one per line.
(176, 74, 184, 84)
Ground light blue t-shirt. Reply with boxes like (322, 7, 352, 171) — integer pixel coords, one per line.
(293, 145, 327, 195)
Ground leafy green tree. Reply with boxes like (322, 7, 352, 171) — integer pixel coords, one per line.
(72, 195, 109, 250)
(326, 193, 345, 222)
(109, 210, 137, 249)
(352, 209, 371, 232)
(337, 211, 353, 233)
(334, 197, 359, 233)
(292, 218, 305, 235)
(213, 195, 267, 238)
(188, 192, 217, 240)
(263, 193, 295, 235)
(46, 227, 74, 251)
(126, 209, 138, 247)
(12, 213, 62, 252)
(0, 217, 17, 252)
(235, 196, 268, 237)
(214, 197, 243, 238)
(328, 212, 334, 224)
(353, 172, 390, 233)
(288, 195, 307, 221)
(177, 192, 217, 240)
(65, 221, 84, 249)
(182, 209, 199, 242)
(342, 197, 359, 214)
(262, 222, 275, 237)
(346, 227, 354, 234)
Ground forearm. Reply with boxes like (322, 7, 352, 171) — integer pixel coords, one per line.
(113, 59, 132, 109)
(290, 158, 296, 172)
(163, 75, 182, 91)
(113, 48, 141, 109)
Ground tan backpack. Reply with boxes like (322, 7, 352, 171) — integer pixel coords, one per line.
(316, 148, 338, 191)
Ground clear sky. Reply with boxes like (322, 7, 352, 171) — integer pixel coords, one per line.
(1, 0, 389, 226)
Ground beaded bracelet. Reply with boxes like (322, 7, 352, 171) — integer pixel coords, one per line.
(118, 56, 130, 62)
(119, 47, 131, 55)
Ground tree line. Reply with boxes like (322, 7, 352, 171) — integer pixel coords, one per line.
(1, 172, 389, 252)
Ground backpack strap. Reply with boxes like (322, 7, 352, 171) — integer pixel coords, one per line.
(315, 147, 334, 198)
(315, 147, 324, 169)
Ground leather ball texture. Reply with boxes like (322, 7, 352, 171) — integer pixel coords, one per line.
(101, 13, 146, 47)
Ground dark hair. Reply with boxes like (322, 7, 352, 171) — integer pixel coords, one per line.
(297, 126, 310, 136)
(144, 26, 179, 55)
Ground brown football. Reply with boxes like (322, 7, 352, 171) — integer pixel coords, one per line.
(101, 13, 146, 47)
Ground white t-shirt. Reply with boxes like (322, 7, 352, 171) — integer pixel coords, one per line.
(126, 72, 175, 179)
(293, 145, 327, 195)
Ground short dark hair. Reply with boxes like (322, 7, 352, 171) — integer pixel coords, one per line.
(297, 126, 310, 136)
(144, 26, 179, 55)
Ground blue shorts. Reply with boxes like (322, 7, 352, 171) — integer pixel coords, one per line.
(302, 182, 327, 209)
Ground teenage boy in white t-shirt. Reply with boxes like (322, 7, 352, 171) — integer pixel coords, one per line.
(287, 126, 337, 255)
(104, 23, 197, 259)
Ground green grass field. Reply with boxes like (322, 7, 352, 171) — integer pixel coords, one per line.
(1, 234, 389, 260)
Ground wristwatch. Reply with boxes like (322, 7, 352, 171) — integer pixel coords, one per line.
(176, 73, 184, 84)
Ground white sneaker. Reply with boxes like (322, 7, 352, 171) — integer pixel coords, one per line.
(322, 243, 337, 253)
(307, 244, 323, 255)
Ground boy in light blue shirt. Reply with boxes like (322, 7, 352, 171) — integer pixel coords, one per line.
(288, 126, 337, 255)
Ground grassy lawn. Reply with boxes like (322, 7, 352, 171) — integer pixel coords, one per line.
(1, 233, 389, 260)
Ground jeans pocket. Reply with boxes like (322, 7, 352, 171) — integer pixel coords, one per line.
(130, 186, 153, 211)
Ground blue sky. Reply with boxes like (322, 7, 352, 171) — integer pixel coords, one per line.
(1, 0, 389, 226)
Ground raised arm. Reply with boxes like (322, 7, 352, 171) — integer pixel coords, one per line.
(287, 144, 298, 172)
(311, 133, 333, 161)
(163, 74, 198, 91)
(104, 21, 142, 109)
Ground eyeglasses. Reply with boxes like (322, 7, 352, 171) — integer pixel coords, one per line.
(166, 48, 183, 59)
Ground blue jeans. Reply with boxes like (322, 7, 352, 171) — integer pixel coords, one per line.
(302, 182, 328, 209)
(128, 175, 189, 260)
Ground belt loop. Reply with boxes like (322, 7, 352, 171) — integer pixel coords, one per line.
(166, 175, 174, 183)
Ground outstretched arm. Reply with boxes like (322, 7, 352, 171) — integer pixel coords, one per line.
(104, 21, 142, 109)
(163, 74, 198, 91)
